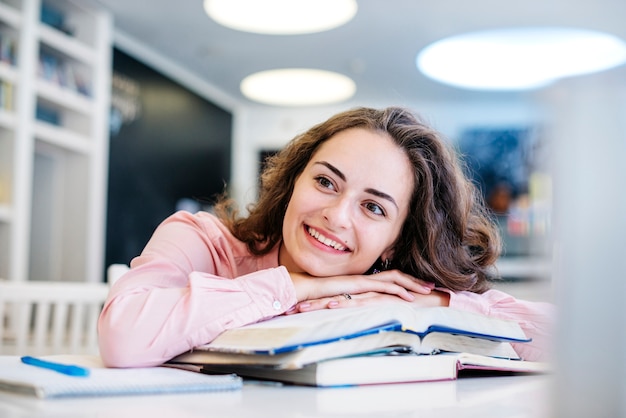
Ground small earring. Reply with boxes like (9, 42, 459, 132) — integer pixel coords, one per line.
(383, 258, 391, 270)
(372, 258, 391, 274)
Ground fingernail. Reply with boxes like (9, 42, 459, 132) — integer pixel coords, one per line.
(328, 301, 339, 308)
(298, 303, 311, 310)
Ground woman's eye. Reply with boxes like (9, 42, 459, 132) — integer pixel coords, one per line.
(364, 202, 385, 216)
(315, 176, 335, 190)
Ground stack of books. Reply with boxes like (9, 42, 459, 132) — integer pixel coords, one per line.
(169, 304, 548, 387)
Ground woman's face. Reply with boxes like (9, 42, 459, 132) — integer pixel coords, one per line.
(280, 127, 414, 276)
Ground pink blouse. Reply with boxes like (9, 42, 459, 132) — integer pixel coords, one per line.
(98, 210, 554, 367)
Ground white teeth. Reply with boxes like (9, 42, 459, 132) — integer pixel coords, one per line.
(307, 227, 346, 251)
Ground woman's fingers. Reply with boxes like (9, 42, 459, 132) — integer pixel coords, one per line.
(290, 294, 365, 313)
(348, 271, 432, 301)
(371, 270, 435, 295)
(294, 292, 407, 313)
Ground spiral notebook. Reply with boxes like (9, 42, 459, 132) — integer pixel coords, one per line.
(0, 355, 242, 399)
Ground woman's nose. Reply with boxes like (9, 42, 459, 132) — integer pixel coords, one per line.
(322, 197, 353, 229)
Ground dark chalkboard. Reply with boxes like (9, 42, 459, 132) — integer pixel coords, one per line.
(105, 48, 232, 270)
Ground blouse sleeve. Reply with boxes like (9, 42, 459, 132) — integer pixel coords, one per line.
(97, 211, 297, 368)
(446, 288, 555, 362)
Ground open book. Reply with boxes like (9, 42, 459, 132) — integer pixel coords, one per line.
(170, 304, 530, 369)
(200, 352, 549, 387)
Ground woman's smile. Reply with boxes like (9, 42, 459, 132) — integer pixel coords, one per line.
(305, 225, 350, 252)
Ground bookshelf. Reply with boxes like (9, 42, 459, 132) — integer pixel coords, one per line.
(0, 0, 112, 282)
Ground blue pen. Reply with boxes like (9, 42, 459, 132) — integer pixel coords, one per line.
(20, 356, 90, 377)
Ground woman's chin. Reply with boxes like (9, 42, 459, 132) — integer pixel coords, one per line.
(297, 263, 339, 278)
(300, 263, 364, 278)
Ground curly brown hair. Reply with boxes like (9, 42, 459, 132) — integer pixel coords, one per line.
(214, 106, 501, 293)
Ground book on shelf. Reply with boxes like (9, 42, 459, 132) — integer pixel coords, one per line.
(41, 3, 74, 36)
(0, 32, 17, 66)
(35, 103, 61, 125)
(0, 355, 242, 399)
(171, 304, 529, 363)
(0, 80, 13, 110)
(38, 51, 91, 98)
(200, 351, 549, 387)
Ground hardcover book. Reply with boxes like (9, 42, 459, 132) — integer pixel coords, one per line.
(200, 351, 549, 387)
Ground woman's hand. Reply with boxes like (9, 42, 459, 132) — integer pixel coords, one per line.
(288, 290, 450, 314)
(288, 269, 439, 313)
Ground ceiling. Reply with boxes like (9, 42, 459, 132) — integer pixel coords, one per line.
(94, 0, 626, 108)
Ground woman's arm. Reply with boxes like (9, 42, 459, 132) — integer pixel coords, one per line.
(446, 288, 555, 362)
(98, 212, 297, 368)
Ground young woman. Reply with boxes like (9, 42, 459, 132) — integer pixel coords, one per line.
(98, 106, 553, 367)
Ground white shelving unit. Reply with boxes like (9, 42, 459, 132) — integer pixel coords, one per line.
(0, 0, 112, 282)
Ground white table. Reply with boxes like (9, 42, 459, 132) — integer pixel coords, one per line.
(0, 374, 551, 418)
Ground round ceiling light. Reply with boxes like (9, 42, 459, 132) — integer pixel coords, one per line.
(203, 0, 358, 35)
(240, 68, 356, 106)
(417, 28, 626, 90)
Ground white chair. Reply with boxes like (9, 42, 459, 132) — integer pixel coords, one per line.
(107, 263, 130, 286)
(0, 280, 110, 356)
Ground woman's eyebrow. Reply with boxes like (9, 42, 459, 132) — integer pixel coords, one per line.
(315, 161, 345, 181)
(365, 188, 398, 210)
(314, 161, 398, 210)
